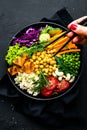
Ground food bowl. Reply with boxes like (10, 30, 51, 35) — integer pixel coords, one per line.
(5, 22, 82, 101)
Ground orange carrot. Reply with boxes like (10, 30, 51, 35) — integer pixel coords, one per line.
(47, 36, 69, 50)
(50, 40, 77, 52)
(56, 49, 81, 57)
(61, 42, 77, 50)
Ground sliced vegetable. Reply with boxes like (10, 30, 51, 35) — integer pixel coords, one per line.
(41, 89, 53, 97)
(44, 76, 59, 91)
(41, 76, 59, 97)
(57, 49, 81, 56)
(54, 79, 70, 92)
(13, 53, 28, 67)
(47, 36, 69, 51)
(39, 33, 50, 43)
(13, 27, 41, 47)
(47, 31, 65, 43)
(49, 29, 62, 36)
(8, 66, 20, 76)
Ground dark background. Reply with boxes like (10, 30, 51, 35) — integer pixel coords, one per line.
(0, 0, 87, 130)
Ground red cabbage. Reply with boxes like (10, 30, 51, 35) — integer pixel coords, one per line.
(13, 27, 41, 47)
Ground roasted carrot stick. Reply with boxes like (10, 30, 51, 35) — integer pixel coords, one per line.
(56, 49, 81, 57)
(47, 36, 69, 50)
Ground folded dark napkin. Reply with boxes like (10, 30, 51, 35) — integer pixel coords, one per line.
(0, 8, 83, 127)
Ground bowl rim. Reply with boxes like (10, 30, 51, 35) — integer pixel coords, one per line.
(6, 21, 83, 101)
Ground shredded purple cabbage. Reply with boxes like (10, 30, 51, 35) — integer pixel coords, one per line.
(13, 27, 42, 47)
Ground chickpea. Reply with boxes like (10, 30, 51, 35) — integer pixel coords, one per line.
(49, 68, 53, 72)
(45, 64, 49, 68)
(39, 60, 43, 64)
(30, 49, 58, 76)
(34, 64, 38, 69)
(44, 73, 47, 76)
(40, 65, 44, 69)
(34, 68, 38, 72)
(42, 68, 46, 72)
(43, 62, 47, 66)
(35, 60, 39, 65)
(36, 52, 41, 56)
(52, 57, 55, 60)
(32, 55, 37, 60)
(38, 57, 42, 61)
(50, 60, 56, 65)
(36, 71, 40, 75)
(48, 54, 52, 58)
(53, 66, 57, 71)
(40, 54, 45, 59)
(43, 58, 47, 63)
(49, 65, 53, 69)
(44, 69, 48, 73)
(42, 51, 46, 55)
(48, 72, 52, 76)
(46, 58, 51, 64)
(54, 64, 57, 68)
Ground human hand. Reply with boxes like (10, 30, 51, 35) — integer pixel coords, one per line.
(67, 16, 87, 44)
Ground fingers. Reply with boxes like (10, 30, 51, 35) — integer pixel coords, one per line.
(67, 32, 74, 37)
(72, 36, 79, 43)
(67, 31, 79, 43)
(68, 24, 87, 37)
(68, 16, 87, 28)
(67, 16, 87, 44)
(67, 16, 87, 37)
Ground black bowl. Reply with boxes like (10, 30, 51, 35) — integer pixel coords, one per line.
(6, 21, 83, 101)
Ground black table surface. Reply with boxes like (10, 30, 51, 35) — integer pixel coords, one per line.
(0, 0, 87, 130)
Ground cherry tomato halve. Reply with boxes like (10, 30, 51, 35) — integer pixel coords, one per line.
(46, 76, 60, 90)
(41, 88, 53, 97)
(41, 76, 59, 97)
(55, 79, 70, 92)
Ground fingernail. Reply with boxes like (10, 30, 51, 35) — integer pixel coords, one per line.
(70, 24, 77, 30)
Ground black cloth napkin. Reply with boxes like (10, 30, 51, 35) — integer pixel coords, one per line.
(0, 8, 83, 127)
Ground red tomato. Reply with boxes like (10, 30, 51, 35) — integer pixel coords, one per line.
(55, 79, 70, 92)
(46, 76, 60, 91)
(41, 76, 60, 97)
(41, 88, 53, 97)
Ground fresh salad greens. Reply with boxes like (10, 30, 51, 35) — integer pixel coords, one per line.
(5, 44, 27, 65)
(24, 43, 45, 57)
(40, 25, 61, 34)
(33, 71, 49, 92)
(5, 43, 45, 65)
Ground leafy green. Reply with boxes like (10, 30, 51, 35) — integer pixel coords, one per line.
(24, 44, 45, 57)
(5, 44, 27, 66)
(40, 25, 60, 34)
(5, 43, 45, 65)
(33, 72, 49, 92)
